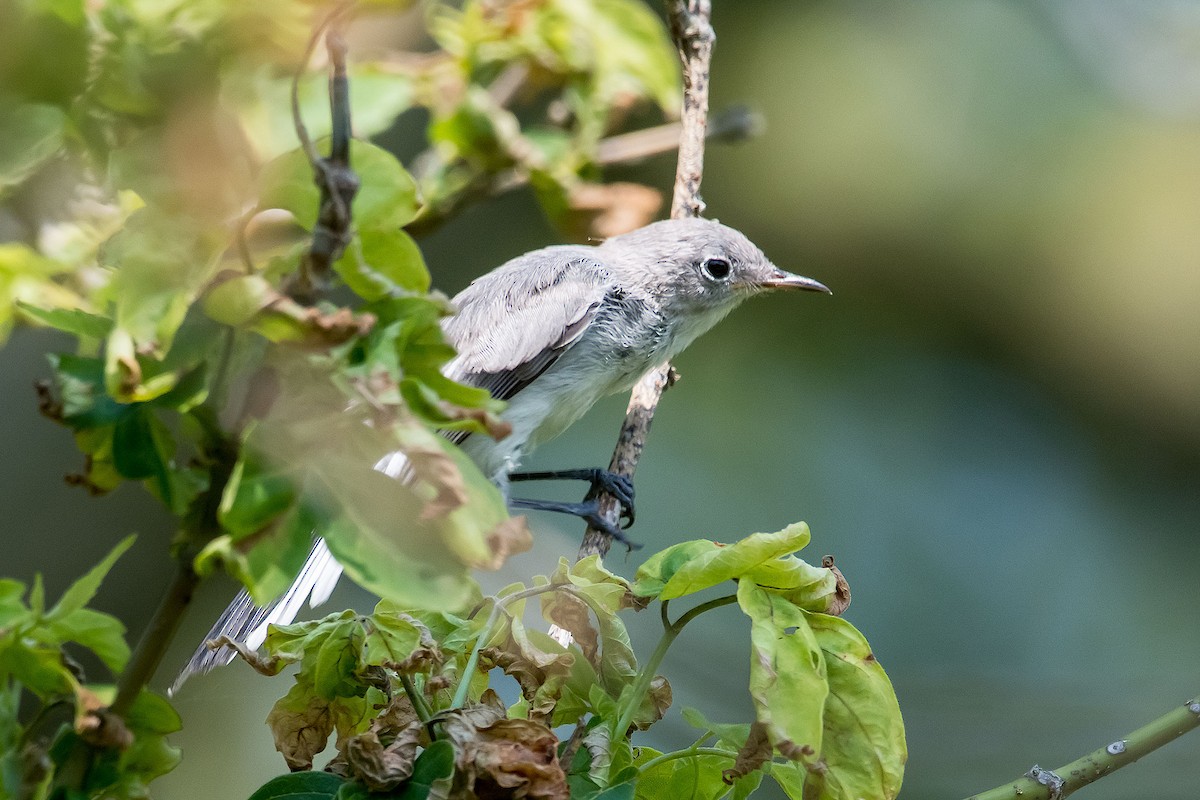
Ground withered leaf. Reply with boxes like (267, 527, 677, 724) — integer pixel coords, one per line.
(821, 555, 851, 616)
(443, 713, 568, 800)
(266, 682, 335, 770)
(342, 725, 422, 791)
(722, 721, 771, 785)
(482, 515, 533, 571)
(629, 675, 672, 733)
(400, 439, 470, 520)
(541, 589, 598, 662)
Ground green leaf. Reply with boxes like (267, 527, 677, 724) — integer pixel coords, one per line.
(49, 354, 126, 430)
(0, 101, 65, 189)
(218, 445, 299, 538)
(305, 618, 364, 699)
(111, 406, 174, 502)
(248, 771, 348, 800)
(737, 581, 827, 765)
(636, 752, 730, 800)
(634, 524, 811, 601)
(15, 302, 113, 338)
(46, 534, 134, 621)
(593, 781, 635, 800)
(591, 0, 681, 112)
(334, 227, 430, 300)
(237, 67, 413, 161)
(101, 207, 225, 372)
(362, 612, 436, 673)
(0, 641, 72, 697)
(680, 707, 751, 751)
(801, 613, 906, 800)
(0, 579, 27, 624)
(259, 140, 421, 231)
(44, 607, 130, 672)
(124, 689, 182, 735)
(320, 510, 476, 616)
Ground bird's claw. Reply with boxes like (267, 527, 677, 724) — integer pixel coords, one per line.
(585, 470, 636, 528)
(580, 500, 643, 552)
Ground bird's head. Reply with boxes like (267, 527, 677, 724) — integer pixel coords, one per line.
(600, 217, 829, 317)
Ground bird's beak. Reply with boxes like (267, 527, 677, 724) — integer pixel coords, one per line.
(757, 267, 832, 294)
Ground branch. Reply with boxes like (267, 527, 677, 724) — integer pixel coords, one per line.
(109, 563, 200, 716)
(292, 3, 359, 300)
(578, 0, 715, 558)
(964, 697, 1200, 800)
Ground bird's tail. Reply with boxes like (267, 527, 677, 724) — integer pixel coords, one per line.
(169, 539, 344, 696)
(170, 451, 412, 695)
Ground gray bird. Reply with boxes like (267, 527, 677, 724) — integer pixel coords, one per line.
(172, 217, 829, 693)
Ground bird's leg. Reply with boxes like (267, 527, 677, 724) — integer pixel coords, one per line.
(508, 468, 635, 527)
(506, 496, 642, 552)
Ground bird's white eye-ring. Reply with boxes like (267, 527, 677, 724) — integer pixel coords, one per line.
(701, 257, 731, 281)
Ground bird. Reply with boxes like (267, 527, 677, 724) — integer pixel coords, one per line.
(171, 216, 829, 694)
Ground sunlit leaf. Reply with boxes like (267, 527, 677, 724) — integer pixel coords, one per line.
(633, 524, 811, 601)
(259, 140, 421, 231)
(737, 581, 827, 765)
(800, 613, 906, 800)
(334, 227, 430, 300)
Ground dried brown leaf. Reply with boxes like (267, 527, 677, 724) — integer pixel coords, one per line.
(542, 590, 598, 661)
(481, 515, 533, 570)
(722, 721, 771, 784)
(821, 555, 851, 616)
(403, 440, 470, 520)
(443, 711, 568, 800)
(267, 687, 334, 770)
(342, 725, 422, 791)
(629, 675, 672, 733)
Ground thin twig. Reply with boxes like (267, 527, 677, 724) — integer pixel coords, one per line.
(578, 0, 715, 559)
(110, 563, 201, 716)
(963, 698, 1200, 800)
(292, 2, 359, 299)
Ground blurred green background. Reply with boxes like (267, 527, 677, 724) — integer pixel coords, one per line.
(4, 0, 1200, 797)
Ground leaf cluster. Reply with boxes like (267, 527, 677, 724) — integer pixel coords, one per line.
(0, 538, 179, 800)
(227, 524, 903, 800)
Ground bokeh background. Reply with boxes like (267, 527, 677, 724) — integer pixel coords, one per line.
(4, 0, 1200, 797)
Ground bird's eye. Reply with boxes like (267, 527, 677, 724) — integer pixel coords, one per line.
(701, 257, 731, 281)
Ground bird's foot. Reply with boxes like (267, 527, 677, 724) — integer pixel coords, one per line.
(507, 496, 642, 552)
(508, 468, 636, 528)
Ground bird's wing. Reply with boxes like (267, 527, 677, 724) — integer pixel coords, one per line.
(441, 247, 611, 402)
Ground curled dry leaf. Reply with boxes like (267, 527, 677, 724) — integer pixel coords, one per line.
(77, 708, 134, 749)
(342, 725, 423, 791)
(722, 721, 771, 785)
(370, 691, 421, 738)
(266, 688, 334, 770)
(541, 588, 599, 662)
(482, 515, 533, 570)
(431, 399, 513, 441)
(402, 440, 470, 520)
(821, 555, 851, 617)
(208, 634, 286, 675)
(629, 675, 672, 733)
(442, 709, 568, 800)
